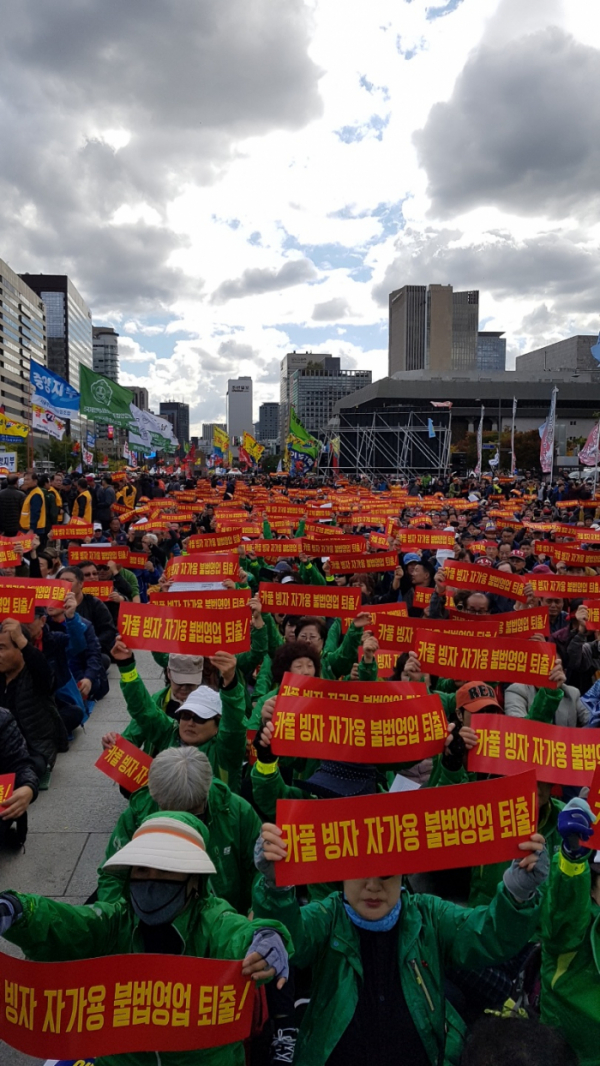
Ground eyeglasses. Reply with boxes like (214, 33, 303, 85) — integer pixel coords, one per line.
(300, 633, 322, 644)
(178, 711, 204, 723)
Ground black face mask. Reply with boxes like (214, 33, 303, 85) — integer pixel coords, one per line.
(129, 878, 189, 926)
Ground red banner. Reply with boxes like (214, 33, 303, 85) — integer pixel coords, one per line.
(357, 647, 402, 677)
(583, 601, 600, 630)
(368, 531, 390, 550)
(529, 574, 600, 598)
(82, 582, 113, 601)
(586, 763, 600, 847)
(302, 536, 367, 557)
(0, 590, 35, 620)
(328, 551, 399, 574)
(396, 531, 455, 550)
(119, 603, 251, 654)
(468, 714, 600, 785)
(442, 560, 527, 602)
(413, 629, 557, 686)
(166, 553, 240, 582)
(413, 585, 434, 608)
(95, 735, 153, 791)
(69, 545, 134, 566)
(185, 532, 243, 552)
(50, 523, 94, 540)
(532, 542, 600, 567)
(0, 577, 70, 607)
(271, 691, 447, 763)
(0, 774, 15, 804)
(0, 950, 254, 1058)
(340, 603, 408, 633)
(150, 589, 252, 611)
(258, 582, 361, 618)
(276, 673, 426, 704)
(242, 540, 300, 558)
(0, 546, 20, 566)
(275, 770, 538, 885)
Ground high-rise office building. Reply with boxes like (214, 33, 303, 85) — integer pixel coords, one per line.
(254, 402, 280, 442)
(226, 377, 252, 443)
(130, 386, 149, 411)
(159, 401, 189, 444)
(202, 423, 227, 446)
(92, 325, 119, 381)
(290, 358, 372, 436)
(280, 351, 332, 442)
(477, 331, 506, 372)
(0, 259, 47, 424)
(388, 285, 479, 375)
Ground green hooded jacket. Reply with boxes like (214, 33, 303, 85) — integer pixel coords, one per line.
(117, 661, 247, 794)
(540, 850, 600, 1066)
(97, 778, 262, 914)
(252, 878, 541, 1066)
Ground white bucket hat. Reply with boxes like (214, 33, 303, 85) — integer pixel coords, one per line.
(103, 815, 216, 875)
(174, 686, 222, 720)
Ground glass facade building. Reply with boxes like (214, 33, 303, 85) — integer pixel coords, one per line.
(477, 331, 506, 372)
(451, 290, 479, 371)
(159, 401, 190, 445)
(0, 259, 47, 424)
(93, 326, 119, 381)
(290, 363, 372, 437)
(389, 285, 480, 375)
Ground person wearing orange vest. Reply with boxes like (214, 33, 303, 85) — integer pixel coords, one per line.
(47, 472, 65, 523)
(72, 478, 93, 524)
(19, 471, 47, 540)
(116, 480, 136, 510)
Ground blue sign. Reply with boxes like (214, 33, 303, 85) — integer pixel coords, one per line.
(86, 430, 96, 448)
(591, 333, 600, 362)
(30, 360, 80, 417)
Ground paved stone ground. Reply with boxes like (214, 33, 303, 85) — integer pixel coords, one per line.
(0, 651, 164, 1066)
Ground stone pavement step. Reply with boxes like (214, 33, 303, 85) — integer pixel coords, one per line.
(0, 651, 163, 1066)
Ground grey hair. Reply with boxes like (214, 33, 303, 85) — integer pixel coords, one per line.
(148, 746, 213, 811)
(143, 532, 159, 546)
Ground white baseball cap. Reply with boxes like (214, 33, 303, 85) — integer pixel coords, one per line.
(174, 686, 222, 720)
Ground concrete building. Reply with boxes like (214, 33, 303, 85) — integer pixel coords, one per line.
(254, 401, 280, 442)
(516, 335, 599, 374)
(0, 258, 47, 424)
(130, 386, 149, 411)
(280, 351, 333, 442)
(477, 331, 506, 372)
(290, 357, 372, 436)
(159, 401, 189, 444)
(388, 285, 479, 375)
(92, 325, 119, 381)
(20, 272, 92, 435)
(226, 377, 252, 443)
(202, 423, 227, 447)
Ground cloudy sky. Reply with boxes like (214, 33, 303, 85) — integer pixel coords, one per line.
(1, 0, 599, 434)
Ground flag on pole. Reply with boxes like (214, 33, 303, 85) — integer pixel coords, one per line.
(79, 366, 134, 427)
(540, 388, 558, 475)
(287, 407, 319, 474)
(427, 419, 436, 439)
(242, 431, 264, 463)
(474, 406, 484, 477)
(579, 422, 600, 466)
(510, 397, 518, 476)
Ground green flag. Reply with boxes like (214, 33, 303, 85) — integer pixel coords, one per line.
(79, 365, 134, 427)
(288, 406, 319, 457)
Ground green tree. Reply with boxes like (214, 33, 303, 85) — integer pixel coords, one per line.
(260, 453, 280, 474)
(453, 430, 542, 473)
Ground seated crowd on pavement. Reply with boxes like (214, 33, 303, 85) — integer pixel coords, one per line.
(0, 465, 599, 1066)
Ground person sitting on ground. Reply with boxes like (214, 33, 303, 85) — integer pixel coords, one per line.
(0, 706, 39, 849)
(59, 565, 118, 668)
(97, 746, 262, 915)
(45, 594, 109, 707)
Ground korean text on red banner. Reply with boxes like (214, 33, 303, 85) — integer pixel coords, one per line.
(467, 713, 600, 786)
(258, 582, 361, 618)
(166, 553, 240, 582)
(442, 560, 527, 602)
(149, 588, 251, 611)
(118, 603, 251, 654)
(95, 735, 153, 792)
(413, 629, 557, 686)
(0, 577, 70, 607)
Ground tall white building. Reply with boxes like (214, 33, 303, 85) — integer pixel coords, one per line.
(226, 377, 252, 443)
(279, 351, 331, 443)
(92, 325, 119, 381)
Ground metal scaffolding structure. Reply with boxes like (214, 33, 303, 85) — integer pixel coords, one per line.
(337, 408, 451, 479)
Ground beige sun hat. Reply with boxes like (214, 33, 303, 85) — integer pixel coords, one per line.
(103, 814, 216, 875)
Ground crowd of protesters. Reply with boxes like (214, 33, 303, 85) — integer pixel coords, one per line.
(0, 464, 598, 1065)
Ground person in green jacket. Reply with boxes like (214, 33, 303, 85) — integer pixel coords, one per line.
(110, 640, 248, 794)
(540, 797, 600, 1066)
(0, 811, 291, 1066)
(252, 821, 549, 1066)
(97, 746, 262, 914)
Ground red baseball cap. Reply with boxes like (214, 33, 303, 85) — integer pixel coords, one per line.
(510, 549, 525, 559)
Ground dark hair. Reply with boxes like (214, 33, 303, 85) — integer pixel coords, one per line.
(38, 474, 49, 487)
(460, 1016, 577, 1066)
(390, 653, 409, 680)
(295, 616, 328, 642)
(77, 478, 88, 489)
(77, 559, 98, 571)
(272, 640, 321, 686)
(279, 614, 298, 634)
(60, 566, 84, 582)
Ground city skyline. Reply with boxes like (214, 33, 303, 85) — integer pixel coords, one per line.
(1, 0, 599, 436)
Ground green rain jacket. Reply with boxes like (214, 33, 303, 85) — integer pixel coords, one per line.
(117, 661, 247, 794)
(97, 779, 262, 914)
(252, 878, 541, 1066)
(540, 850, 600, 1066)
(3, 887, 290, 1066)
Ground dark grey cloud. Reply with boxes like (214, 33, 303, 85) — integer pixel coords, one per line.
(312, 297, 350, 321)
(373, 228, 600, 314)
(211, 258, 317, 303)
(413, 27, 600, 218)
(0, 0, 322, 313)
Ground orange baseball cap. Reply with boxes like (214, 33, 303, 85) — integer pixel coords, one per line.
(456, 682, 502, 714)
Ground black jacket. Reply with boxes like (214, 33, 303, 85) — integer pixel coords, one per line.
(0, 644, 68, 768)
(76, 593, 118, 655)
(0, 485, 25, 537)
(0, 707, 39, 799)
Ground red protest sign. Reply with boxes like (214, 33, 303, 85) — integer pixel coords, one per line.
(340, 602, 408, 633)
(443, 559, 527, 602)
(301, 536, 367, 556)
(368, 531, 390, 550)
(0, 576, 70, 607)
(258, 582, 361, 618)
(583, 601, 600, 630)
(329, 551, 399, 574)
(275, 770, 538, 885)
(532, 542, 600, 567)
(276, 673, 427, 704)
(50, 522, 94, 540)
(529, 574, 600, 599)
(119, 603, 251, 654)
(69, 544, 132, 565)
(166, 553, 240, 582)
(0, 590, 35, 620)
(185, 531, 243, 552)
(395, 530, 455, 551)
(0, 949, 254, 1059)
(244, 539, 300, 558)
(468, 713, 600, 786)
(0, 545, 20, 566)
(82, 582, 113, 601)
(413, 628, 557, 686)
(586, 763, 600, 848)
(357, 647, 399, 677)
(413, 585, 434, 608)
(150, 588, 252, 611)
(271, 691, 447, 763)
(0, 774, 15, 804)
(95, 735, 153, 791)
